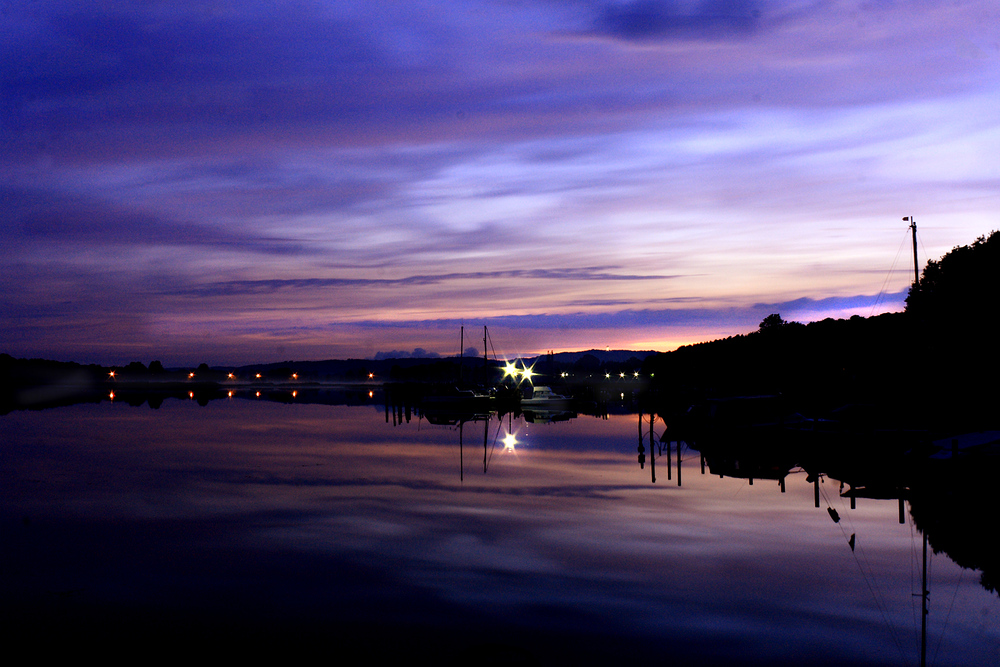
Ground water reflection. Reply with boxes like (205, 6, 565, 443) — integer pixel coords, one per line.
(1, 398, 997, 665)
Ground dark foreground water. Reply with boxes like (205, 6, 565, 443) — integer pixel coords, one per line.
(2, 396, 997, 665)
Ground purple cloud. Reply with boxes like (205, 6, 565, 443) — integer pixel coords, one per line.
(592, 0, 765, 41)
(2, 1, 996, 364)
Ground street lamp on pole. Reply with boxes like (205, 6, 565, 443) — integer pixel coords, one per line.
(903, 216, 918, 286)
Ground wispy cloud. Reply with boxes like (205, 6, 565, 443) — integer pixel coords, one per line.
(2, 0, 996, 364)
(177, 268, 675, 297)
(1, 187, 312, 256)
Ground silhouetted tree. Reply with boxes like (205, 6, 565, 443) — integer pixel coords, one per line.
(758, 313, 786, 332)
(124, 361, 148, 375)
(906, 230, 1000, 327)
(573, 354, 601, 372)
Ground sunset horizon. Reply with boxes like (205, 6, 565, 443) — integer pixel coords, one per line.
(5, 2, 997, 366)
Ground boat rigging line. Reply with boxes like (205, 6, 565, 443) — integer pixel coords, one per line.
(819, 477, 909, 664)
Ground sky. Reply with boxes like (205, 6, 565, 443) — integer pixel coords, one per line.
(3, 0, 1000, 366)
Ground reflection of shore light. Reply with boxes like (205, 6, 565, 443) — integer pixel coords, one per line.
(227, 390, 233, 398)
(291, 390, 297, 398)
(188, 391, 194, 399)
(255, 391, 261, 397)
(368, 391, 374, 398)
(109, 391, 114, 400)
(502, 433, 518, 451)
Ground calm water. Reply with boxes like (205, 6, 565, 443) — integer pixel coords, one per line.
(2, 394, 997, 665)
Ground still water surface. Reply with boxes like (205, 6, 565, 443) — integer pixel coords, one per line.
(2, 395, 997, 665)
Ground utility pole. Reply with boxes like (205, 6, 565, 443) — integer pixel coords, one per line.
(904, 216, 918, 286)
(921, 530, 928, 667)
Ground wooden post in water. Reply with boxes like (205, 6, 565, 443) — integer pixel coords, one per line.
(652, 414, 659, 484)
(662, 415, 671, 482)
(647, 413, 656, 483)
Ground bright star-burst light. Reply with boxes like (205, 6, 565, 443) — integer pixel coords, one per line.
(519, 363, 536, 384)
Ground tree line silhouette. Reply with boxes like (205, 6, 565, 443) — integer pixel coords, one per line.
(643, 230, 1000, 434)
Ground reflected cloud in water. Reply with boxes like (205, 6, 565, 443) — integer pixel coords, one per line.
(2, 401, 998, 665)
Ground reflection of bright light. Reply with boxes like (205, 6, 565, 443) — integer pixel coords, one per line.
(189, 391, 194, 399)
(502, 433, 518, 451)
(227, 390, 233, 398)
(368, 391, 374, 398)
(255, 391, 261, 397)
(108, 391, 114, 400)
(291, 390, 297, 398)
